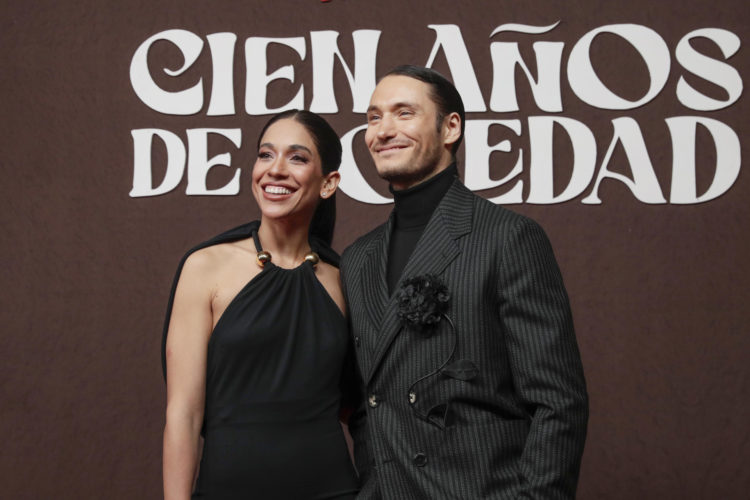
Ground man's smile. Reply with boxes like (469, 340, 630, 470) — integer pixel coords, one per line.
(374, 142, 410, 155)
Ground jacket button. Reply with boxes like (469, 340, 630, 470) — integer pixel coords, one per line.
(408, 392, 416, 404)
(413, 452, 427, 467)
(354, 336, 361, 348)
(368, 394, 378, 408)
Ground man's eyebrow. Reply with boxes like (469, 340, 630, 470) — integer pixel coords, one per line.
(392, 101, 419, 110)
(367, 102, 419, 114)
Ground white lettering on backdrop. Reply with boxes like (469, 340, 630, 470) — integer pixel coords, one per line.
(129, 23, 743, 204)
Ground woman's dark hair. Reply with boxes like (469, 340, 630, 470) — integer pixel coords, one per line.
(256, 109, 342, 246)
(384, 65, 465, 157)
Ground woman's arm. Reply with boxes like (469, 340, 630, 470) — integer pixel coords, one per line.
(163, 252, 214, 500)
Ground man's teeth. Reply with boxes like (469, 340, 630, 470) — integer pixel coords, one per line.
(265, 186, 292, 194)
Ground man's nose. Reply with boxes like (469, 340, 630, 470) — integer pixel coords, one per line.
(377, 114, 396, 139)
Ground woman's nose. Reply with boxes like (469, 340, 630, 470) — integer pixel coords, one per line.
(268, 157, 287, 176)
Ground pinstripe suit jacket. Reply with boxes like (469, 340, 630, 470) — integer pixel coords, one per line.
(340, 180, 588, 499)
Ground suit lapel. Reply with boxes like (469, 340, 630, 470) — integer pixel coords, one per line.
(359, 217, 392, 332)
(364, 180, 475, 383)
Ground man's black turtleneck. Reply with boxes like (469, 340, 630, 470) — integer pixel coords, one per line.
(387, 163, 458, 293)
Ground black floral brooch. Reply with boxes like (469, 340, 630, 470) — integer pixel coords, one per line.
(396, 274, 451, 334)
(397, 274, 479, 429)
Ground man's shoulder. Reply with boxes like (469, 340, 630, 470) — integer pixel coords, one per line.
(456, 184, 536, 234)
(341, 222, 387, 266)
(462, 189, 557, 259)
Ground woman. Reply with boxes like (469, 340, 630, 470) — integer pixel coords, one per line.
(161, 110, 359, 499)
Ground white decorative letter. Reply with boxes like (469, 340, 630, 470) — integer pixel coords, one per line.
(206, 33, 237, 116)
(463, 119, 523, 204)
(130, 129, 186, 197)
(425, 25, 486, 112)
(310, 30, 380, 113)
(568, 24, 670, 110)
(526, 117, 597, 204)
(489, 22, 564, 112)
(245, 37, 306, 115)
(582, 118, 666, 204)
(666, 117, 741, 204)
(676, 28, 743, 111)
(130, 30, 204, 115)
(185, 129, 242, 195)
(337, 125, 392, 204)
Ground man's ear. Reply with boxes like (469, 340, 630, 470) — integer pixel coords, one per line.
(442, 112, 462, 150)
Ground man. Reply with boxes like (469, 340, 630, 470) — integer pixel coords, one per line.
(340, 65, 588, 499)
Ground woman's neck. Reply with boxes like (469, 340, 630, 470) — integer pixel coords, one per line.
(256, 216, 312, 267)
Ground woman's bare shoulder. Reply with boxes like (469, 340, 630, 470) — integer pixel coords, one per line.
(316, 260, 340, 280)
(184, 239, 253, 272)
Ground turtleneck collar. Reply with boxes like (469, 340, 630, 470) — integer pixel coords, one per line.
(390, 163, 458, 229)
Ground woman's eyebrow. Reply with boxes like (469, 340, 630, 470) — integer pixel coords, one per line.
(258, 142, 312, 155)
(288, 144, 312, 154)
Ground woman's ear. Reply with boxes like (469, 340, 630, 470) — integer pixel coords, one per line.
(320, 171, 341, 198)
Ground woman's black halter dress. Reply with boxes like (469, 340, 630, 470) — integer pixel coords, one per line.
(161, 222, 359, 499)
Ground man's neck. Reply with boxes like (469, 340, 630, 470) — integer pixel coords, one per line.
(390, 160, 453, 191)
(391, 163, 458, 229)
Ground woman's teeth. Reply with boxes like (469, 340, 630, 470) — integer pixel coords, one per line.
(265, 185, 292, 194)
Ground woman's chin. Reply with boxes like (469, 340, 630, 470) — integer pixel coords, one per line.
(259, 207, 309, 225)
(260, 208, 291, 221)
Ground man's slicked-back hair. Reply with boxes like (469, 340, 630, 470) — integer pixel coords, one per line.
(384, 65, 465, 157)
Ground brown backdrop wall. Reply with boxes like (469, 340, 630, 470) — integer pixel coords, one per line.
(1, 1, 748, 498)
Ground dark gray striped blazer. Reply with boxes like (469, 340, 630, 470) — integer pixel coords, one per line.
(340, 180, 588, 499)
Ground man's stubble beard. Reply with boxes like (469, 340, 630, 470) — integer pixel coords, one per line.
(376, 142, 445, 189)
